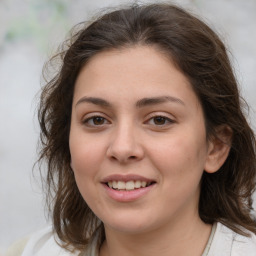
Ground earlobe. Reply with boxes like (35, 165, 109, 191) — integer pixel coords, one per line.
(204, 125, 232, 174)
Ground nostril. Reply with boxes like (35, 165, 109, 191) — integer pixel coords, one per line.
(111, 156, 118, 161)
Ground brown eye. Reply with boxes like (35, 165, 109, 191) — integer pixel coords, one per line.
(83, 116, 108, 127)
(146, 115, 174, 127)
(153, 116, 167, 125)
(92, 116, 105, 125)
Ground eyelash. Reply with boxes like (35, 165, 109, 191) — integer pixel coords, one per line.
(82, 114, 175, 128)
(82, 115, 110, 127)
(146, 115, 175, 126)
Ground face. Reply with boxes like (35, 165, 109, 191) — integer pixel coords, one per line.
(69, 46, 212, 235)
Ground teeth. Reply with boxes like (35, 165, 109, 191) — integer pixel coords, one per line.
(126, 181, 135, 190)
(134, 180, 141, 188)
(141, 181, 147, 188)
(107, 180, 152, 190)
(112, 181, 118, 189)
(117, 181, 126, 189)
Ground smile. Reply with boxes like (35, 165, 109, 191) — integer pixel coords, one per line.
(107, 180, 155, 191)
(102, 174, 156, 201)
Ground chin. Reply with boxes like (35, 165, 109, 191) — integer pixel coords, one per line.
(105, 223, 151, 235)
(101, 213, 159, 235)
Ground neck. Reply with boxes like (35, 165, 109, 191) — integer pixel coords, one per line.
(100, 215, 212, 256)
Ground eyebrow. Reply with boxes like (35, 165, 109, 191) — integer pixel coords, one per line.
(136, 96, 185, 107)
(75, 96, 185, 108)
(76, 97, 111, 107)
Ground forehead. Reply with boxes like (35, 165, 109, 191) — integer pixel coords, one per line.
(73, 46, 200, 109)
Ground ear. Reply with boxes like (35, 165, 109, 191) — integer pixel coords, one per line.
(204, 125, 232, 173)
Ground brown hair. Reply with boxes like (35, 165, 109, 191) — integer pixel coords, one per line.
(38, 3, 256, 251)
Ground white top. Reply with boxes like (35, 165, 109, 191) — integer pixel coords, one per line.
(18, 222, 256, 256)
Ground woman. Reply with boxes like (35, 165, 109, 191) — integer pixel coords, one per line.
(21, 3, 256, 256)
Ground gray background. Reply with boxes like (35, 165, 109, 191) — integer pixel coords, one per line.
(1, 0, 255, 254)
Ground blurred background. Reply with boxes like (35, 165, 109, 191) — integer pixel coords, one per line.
(0, 0, 255, 254)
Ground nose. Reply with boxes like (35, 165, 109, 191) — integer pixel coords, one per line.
(106, 123, 144, 164)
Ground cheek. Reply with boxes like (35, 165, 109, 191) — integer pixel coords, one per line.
(69, 132, 106, 182)
(149, 131, 208, 179)
(69, 138, 103, 206)
(151, 136, 207, 208)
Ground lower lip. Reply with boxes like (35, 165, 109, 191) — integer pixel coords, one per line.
(102, 183, 155, 202)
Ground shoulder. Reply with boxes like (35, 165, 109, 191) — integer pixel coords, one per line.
(208, 222, 256, 256)
(9, 225, 101, 256)
(13, 226, 79, 256)
(6, 236, 30, 256)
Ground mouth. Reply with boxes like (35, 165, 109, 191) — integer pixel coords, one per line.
(102, 175, 156, 201)
(105, 180, 156, 191)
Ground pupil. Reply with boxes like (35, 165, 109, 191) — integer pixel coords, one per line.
(93, 117, 104, 125)
(154, 116, 165, 125)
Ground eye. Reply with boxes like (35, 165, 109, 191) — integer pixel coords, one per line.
(83, 116, 109, 127)
(147, 115, 175, 126)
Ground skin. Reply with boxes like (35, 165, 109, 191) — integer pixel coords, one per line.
(69, 46, 230, 256)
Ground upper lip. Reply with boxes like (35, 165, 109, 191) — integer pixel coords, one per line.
(101, 174, 155, 183)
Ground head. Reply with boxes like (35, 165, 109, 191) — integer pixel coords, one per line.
(38, 3, 256, 251)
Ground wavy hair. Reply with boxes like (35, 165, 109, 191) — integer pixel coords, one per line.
(38, 3, 256, 252)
